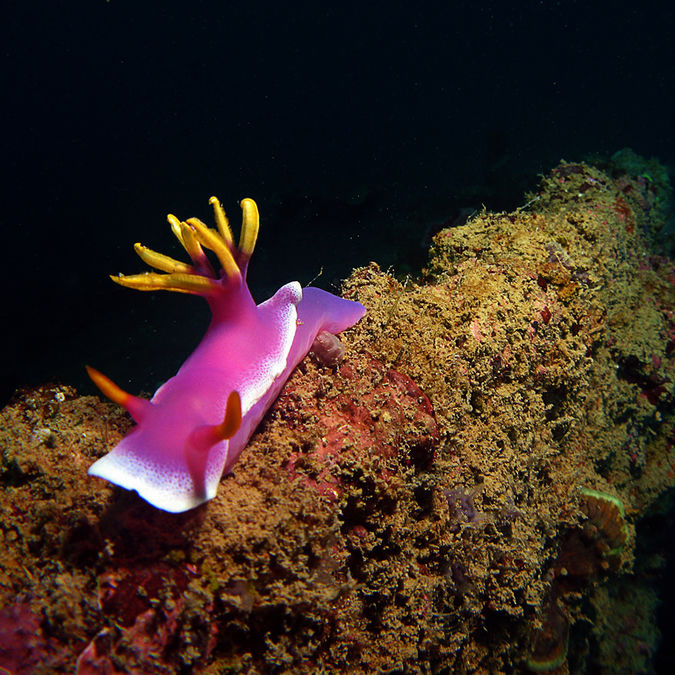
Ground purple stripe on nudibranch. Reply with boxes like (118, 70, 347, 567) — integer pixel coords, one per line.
(87, 197, 365, 512)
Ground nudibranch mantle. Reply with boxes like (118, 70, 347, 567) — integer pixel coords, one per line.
(88, 197, 365, 513)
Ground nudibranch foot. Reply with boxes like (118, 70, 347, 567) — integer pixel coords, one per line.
(88, 196, 365, 512)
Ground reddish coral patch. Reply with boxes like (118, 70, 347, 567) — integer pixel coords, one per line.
(283, 353, 440, 498)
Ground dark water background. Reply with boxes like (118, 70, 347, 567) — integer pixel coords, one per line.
(1, 0, 673, 666)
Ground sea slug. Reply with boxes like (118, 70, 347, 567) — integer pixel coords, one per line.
(87, 197, 365, 512)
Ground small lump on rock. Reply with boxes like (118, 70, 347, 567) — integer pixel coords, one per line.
(310, 330, 346, 367)
(34, 427, 57, 448)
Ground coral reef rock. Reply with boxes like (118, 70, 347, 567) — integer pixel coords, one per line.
(1, 152, 673, 673)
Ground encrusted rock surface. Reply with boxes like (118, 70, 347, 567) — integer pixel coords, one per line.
(1, 151, 673, 673)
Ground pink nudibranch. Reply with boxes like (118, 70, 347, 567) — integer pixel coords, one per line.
(87, 197, 365, 512)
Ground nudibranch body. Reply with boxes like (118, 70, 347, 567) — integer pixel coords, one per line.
(88, 197, 365, 513)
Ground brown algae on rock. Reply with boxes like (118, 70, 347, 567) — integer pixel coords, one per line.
(1, 152, 674, 673)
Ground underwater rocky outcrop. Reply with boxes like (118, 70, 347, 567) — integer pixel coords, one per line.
(0, 150, 673, 673)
